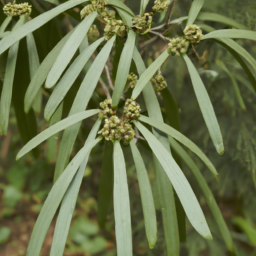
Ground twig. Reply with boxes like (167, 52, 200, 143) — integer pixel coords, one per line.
(104, 65, 114, 90)
(166, 0, 177, 25)
(99, 78, 111, 99)
(149, 31, 169, 41)
(191, 44, 200, 60)
(140, 36, 158, 49)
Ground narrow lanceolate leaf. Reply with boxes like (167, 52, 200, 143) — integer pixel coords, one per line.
(0, 0, 90, 55)
(0, 16, 12, 34)
(186, 0, 204, 26)
(182, 54, 224, 155)
(113, 5, 133, 26)
(112, 30, 136, 107)
(54, 36, 116, 182)
(50, 119, 101, 256)
(113, 141, 133, 256)
(26, 32, 42, 114)
(46, 103, 63, 162)
(0, 17, 26, 135)
(169, 137, 234, 252)
(97, 142, 114, 228)
(139, 115, 219, 178)
(135, 122, 212, 240)
(24, 29, 74, 113)
(132, 50, 169, 99)
(130, 140, 157, 248)
(45, 12, 97, 88)
(140, 0, 151, 14)
(216, 60, 246, 110)
(133, 47, 180, 255)
(26, 138, 101, 256)
(106, 0, 135, 16)
(197, 12, 247, 29)
(44, 37, 104, 120)
(202, 29, 256, 41)
(16, 109, 99, 159)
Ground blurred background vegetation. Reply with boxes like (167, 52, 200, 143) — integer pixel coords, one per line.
(0, 0, 256, 255)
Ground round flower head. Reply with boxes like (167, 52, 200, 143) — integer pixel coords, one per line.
(98, 99, 114, 119)
(184, 24, 202, 44)
(3, 1, 32, 17)
(152, 0, 171, 13)
(151, 74, 167, 91)
(127, 73, 138, 89)
(132, 13, 153, 35)
(104, 18, 128, 40)
(123, 99, 141, 119)
(167, 37, 190, 56)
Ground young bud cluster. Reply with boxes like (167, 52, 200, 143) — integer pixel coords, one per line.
(3, 1, 32, 17)
(99, 99, 114, 119)
(123, 99, 141, 119)
(104, 18, 128, 40)
(151, 74, 167, 91)
(167, 37, 190, 56)
(127, 73, 138, 89)
(183, 24, 202, 44)
(152, 0, 171, 13)
(88, 25, 100, 40)
(132, 13, 153, 35)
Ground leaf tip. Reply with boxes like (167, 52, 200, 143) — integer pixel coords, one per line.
(216, 143, 224, 155)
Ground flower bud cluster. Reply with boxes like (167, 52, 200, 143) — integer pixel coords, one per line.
(167, 37, 190, 56)
(3, 1, 31, 17)
(127, 73, 138, 88)
(80, 0, 115, 20)
(151, 74, 167, 91)
(99, 99, 114, 119)
(88, 25, 100, 40)
(132, 13, 153, 35)
(104, 18, 128, 40)
(152, 0, 171, 13)
(183, 24, 202, 44)
(123, 99, 141, 119)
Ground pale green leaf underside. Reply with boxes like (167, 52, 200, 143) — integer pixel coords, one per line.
(135, 122, 212, 240)
(24, 29, 74, 113)
(0, 16, 12, 34)
(202, 29, 256, 41)
(106, 0, 134, 16)
(45, 12, 97, 88)
(169, 137, 234, 252)
(112, 30, 136, 107)
(182, 54, 224, 155)
(16, 109, 99, 159)
(26, 138, 101, 256)
(113, 141, 133, 256)
(54, 36, 116, 181)
(44, 37, 104, 120)
(131, 50, 169, 99)
(130, 140, 157, 248)
(0, 0, 90, 55)
(187, 0, 205, 26)
(50, 119, 101, 256)
(139, 115, 219, 178)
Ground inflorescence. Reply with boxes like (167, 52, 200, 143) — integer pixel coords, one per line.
(168, 37, 190, 56)
(3, 1, 32, 17)
(152, 0, 171, 13)
(98, 98, 141, 144)
(184, 24, 203, 44)
(132, 13, 153, 35)
(151, 73, 167, 91)
(127, 73, 138, 89)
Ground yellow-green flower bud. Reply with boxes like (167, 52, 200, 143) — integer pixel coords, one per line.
(104, 18, 128, 40)
(152, 0, 171, 13)
(3, 1, 32, 17)
(88, 25, 100, 40)
(99, 99, 115, 119)
(132, 13, 153, 35)
(167, 37, 190, 56)
(127, 73, 138, 88)
(183, 24, 202, 44)
(151, 74, 167, 91)
(123, 99, 141, 119)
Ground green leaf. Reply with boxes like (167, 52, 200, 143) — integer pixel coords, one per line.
(26, 32, 42, 114)
(187, 0, 204, 26)
(97, 142, 114, 228)
(45, 12, 97, 88)
(0, 0, 90, 55)
(24, 29, 74, 113)
(140, 0, 150, 14)
(139, 115, 219, 178)
(0, 16, 12, 34)
(134, 122, 212, 240)
(16, 109, 99, 160)
(46, 103, 63, 162)
(44, 0, 59, 4)
(169, 137, 234, 252)
(133, 47, 180, 254)
(112, 30, 136, 107)
(197, 12, 247, 29)
(182, 54, 224, 155)
(202, 29, 256, 41)
(132, 50, 169, 99)
(130, 140, 157, 248)
(26, 137, 101, 256)
(50, 119, 101, 256)
(113, 141, 133, 256)
(54, 36, 116, 182)
(216, 60, 246, 110)
(106, 0, 135, 17)
(113, 5, 133, 27)
(0, 227, 11, 244)
(0, 17, 26, 135)
(232, 217, 256, 247)
(44, 37, 104, 120)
